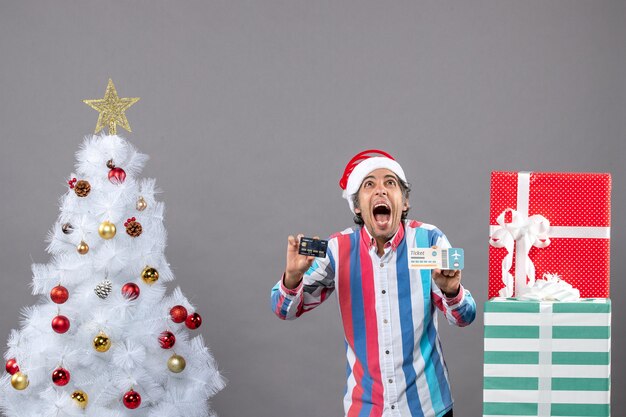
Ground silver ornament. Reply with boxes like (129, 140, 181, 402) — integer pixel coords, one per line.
(94, 279, 113, 299)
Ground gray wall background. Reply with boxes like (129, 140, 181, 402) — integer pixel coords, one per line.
(1, 1, 624, 416)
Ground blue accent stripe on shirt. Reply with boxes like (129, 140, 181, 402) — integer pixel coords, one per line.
(428, 228, 444, 247)
(305, 259, 320, 276)
(270, 283, 287, 317)
(396, 237, 424, 417)
(458, 292, 476, 324)
(426, 315, 452, 407)
(349, 232, 373, 417)
(345, 341, 351, 396)
(328, 245, 336, 272)
(270, 284, 292, 318)
(415, 228, 446, 412)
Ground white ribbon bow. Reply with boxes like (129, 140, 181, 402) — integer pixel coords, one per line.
(516, 273, 581, 301)
(489, 208, 551, 297)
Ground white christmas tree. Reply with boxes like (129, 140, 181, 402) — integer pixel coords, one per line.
(0, 80, 225, 417)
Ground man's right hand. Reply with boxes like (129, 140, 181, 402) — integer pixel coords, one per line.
(284, 234, 316, 289)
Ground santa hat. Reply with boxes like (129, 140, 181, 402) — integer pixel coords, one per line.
(339, 149, 407, 213)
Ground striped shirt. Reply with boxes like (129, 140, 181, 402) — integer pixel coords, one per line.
(271, 220, 476, 417)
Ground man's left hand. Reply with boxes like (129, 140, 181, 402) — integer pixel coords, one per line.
(432, 268, 462, 298)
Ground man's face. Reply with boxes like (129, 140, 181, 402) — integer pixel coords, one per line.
(354, 168, 408, 243)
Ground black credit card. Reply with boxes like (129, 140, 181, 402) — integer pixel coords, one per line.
(298, 237, 328, 258)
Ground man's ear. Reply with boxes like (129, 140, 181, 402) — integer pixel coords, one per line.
(354, 207, 361, 214)
(403, 200, 410, 212)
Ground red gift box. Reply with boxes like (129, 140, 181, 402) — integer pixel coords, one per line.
(489, 172, 611, 298)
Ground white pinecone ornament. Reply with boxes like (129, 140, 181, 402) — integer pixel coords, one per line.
(94, 279, 113, 299)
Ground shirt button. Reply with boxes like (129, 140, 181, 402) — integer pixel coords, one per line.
(379, 263, 384, 268)
(388, 379, 393, 383)
(391, 405, 396, 410)
(383, 319, 388, 324)
(385, 350, 390, 354)
(382, 290, 386, 294)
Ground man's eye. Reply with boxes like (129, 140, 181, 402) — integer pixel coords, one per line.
(364, 181, 373, 188)
(386, 180, 396, 186)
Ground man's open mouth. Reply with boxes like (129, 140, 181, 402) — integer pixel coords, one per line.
(372, 203, 391, 226)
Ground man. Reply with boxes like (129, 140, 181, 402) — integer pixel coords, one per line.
(271, 150, 476, 417)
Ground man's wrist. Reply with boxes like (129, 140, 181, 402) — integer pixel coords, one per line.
(442, 284, 460, 298)
(283, 271, 303, 289)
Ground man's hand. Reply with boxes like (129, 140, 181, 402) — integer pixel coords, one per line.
(431, 246, 462, 297)
(284, 234, 316, 289)
(432, 269, 461, 297)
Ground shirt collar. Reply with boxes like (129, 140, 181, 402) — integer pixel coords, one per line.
(360, 221, 405, 251)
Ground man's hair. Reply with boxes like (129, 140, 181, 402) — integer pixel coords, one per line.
(351, 177, 411, 226)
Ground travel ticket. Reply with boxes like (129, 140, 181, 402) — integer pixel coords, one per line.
(408, 248, 464, 270)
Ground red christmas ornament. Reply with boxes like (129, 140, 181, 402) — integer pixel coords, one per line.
(158, 331, 176, 349)
(108, 167, 126, 185)
(51, 315, 70, 334)
(5, 358, 19, 375)
(121, 283, 140, 300)
(50, 285, 69, 304)
(170, 305, 188, 323)
(123, 389, 141, 409)
(68, 178, 77, 189)
(52, 367, 70, 386)
(185, 312, 202, 330)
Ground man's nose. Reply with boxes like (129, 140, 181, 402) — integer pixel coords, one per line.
(375, 184, 387, 195)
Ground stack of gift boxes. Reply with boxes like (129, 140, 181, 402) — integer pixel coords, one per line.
(483, 172, 612, 417)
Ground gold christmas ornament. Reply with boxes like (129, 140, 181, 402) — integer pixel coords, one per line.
(136, 196, 148, 211)
(10, 372, 29, 390)
(71, 390, 89, 409)
(93, 333, 111, 352)
(167, 354, 186, 373)
(98, 221, 117, 239)
(83, 79, 140, 135)
(77, 241, 89, 255)
(141, 266, 159, 284)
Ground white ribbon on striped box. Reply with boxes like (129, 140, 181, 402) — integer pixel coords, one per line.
(483, 298, 611, 417)
(489, 172, 611, 298)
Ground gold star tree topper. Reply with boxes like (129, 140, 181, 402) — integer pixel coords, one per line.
(84, 79, 140, 135)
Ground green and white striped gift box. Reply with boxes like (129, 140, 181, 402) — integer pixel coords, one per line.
(483, 298, 611, 417)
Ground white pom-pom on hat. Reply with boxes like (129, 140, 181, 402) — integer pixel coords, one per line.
(339, 150, 406, 213)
